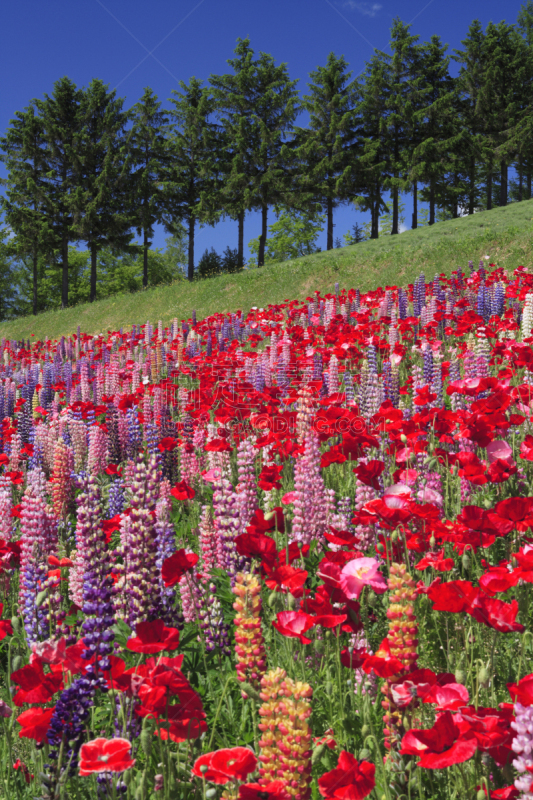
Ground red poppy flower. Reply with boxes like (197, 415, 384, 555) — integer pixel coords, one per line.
(487, 458, 517, 484)
(161, 549, 199, 587)
(104, 464, 122, 477)
(17, 707, 55, 743)
(192, 747, 257, 785)
(239, 781, 289, 800)
(508, 673, 533, 706)
(520, 435, 533, 461)
(0, 618, 13, 641)
(353, 460, 384, 490)
(400, 711, 477, 768)
(361, 638, 404, 679)
(264, 565, 308, 595)
(318, 751, 376, 800)
(468, 595, 524, 633)
(272, 611, 315, 644)
(126, 620, 180, 654)
(102, 515, 121, 542)
(170, 480, 195, 501)
(258, 464, 283, 491)
(415, 551, 454, 572)
(0, 454, 9, 466)
(158, 436, 178, 452)
(155, 693, 207, 742)
(5, 471, 24, 485)
(79, 738, 135, 776)
(427, 580, 476, 614)
(11, 659, 63, 706)
(205, 438, 233, 452)
(235, 532, 278, 567)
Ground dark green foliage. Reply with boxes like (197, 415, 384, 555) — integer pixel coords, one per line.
(221, 246, 241, 274)
(197, 247, 221, 279)
(165, 78, 219, 282)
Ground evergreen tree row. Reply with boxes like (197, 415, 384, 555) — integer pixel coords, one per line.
(3, 5, 533, 313)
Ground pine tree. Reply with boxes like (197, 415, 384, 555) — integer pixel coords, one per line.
(296, 53, 358, 250)
(34, 77, 83, 308)
(165, 77, 219, 282)
(0, 102, 52, 314)
(211, 39, 299, 267)
(413, 35, 460, 225)
(75, 79, 133, 302)
(518, 0, 533, 47)
(209, 39, 257, 267)
(384, 19, 420, 235)
(125, 88, 169, 288)
(480, 21, 529, 207)
(453, 20, 487, 213)
(353, 52, 389, 239)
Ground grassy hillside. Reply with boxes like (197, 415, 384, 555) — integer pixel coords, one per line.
(2, 199, 533, 341)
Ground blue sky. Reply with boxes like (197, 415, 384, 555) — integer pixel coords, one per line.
(0, 0, 527, 260)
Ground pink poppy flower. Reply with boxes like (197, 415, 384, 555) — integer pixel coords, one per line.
(340, 557, 387, 600)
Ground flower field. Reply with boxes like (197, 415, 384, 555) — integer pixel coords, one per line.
(2, 261, 533, 800)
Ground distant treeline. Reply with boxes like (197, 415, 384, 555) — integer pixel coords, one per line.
(2, 3, 533, 314)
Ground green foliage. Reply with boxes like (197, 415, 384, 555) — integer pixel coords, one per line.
(248, 206, 324, 265)
(197, 247, 221, 279)
(342, 222, 367, 246)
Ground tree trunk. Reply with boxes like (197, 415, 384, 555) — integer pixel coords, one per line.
(528, 169, 532, 200)
(327, 197, 334, 250)
(90, 241, 97, 303)
(487, 167, 492, 210)
(32, 249, 38, 316)
(429, 181, 435, 226)
(519, 157, 523, 202)
(258, 203, 268, 267)
(238, 210, 244, 267)
(500, 161, 508, 206)
(61, 235, 69, 309)
(371, 198, 379, 239)
(188, 215, 195, 282)
(391, 186, 399, 235)
(143, 228, 149, 288)
(412, 181, 418, 229)
(468, 156, 476, 214)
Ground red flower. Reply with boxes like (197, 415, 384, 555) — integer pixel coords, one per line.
(318, 751, 376, 800)
(104, 464, 122, 477)
(361, 638, 404, 679)
(170, 480, 196, 501)
(468, 595, 524, 633)
(258, 464, 283, 491)
(239, 781, 289, 800)
(508, 673, 533, 706)
(79, 738, 135, 776)
(487, 458, 517, 484)
(415, 550, 454, 572)
(192, 747, 257, 785)
(272, 611, 315, 644)
(235, 532, 278, 567)
(520, 435, 533, 461)
(400, 711, 477, 768)
(102, 515, 121, 542)
(11, 659, 63, 706)
(158, 436, 178, 452)
(17, 707, 55, 743)
(161, 549, 199, 587)
(427, 580, 476, 613)
(205, 438, 233, 452)
(126, 620, 180, 654)
(353, 460, 384, 490)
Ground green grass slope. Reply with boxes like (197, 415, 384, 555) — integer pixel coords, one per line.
(3, 199, 533, 341)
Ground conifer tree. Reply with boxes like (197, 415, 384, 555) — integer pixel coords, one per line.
(165, 78, 219, 282)
(353, 53, 389, 239)
(75, 79, 133, 302)
(211, 39, 299, 267)
(413, 36, 460, 224)
(296, 53, 358, 250)
(384, 19, 420, 235)
(0, 103, 52, 314)
(125, 88, 169, 288)
(34, 77, 83, 308)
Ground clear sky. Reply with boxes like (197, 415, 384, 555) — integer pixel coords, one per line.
(0, 0, 527, 260)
